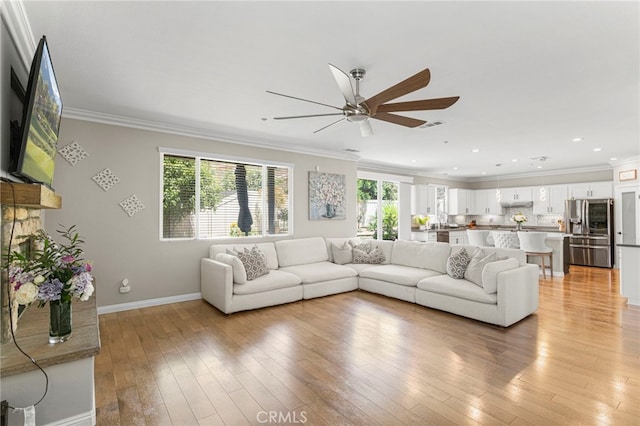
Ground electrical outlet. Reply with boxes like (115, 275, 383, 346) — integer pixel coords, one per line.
(119, 286, 130, 294)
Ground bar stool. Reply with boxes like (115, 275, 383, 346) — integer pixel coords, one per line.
(518, 231, 553, 278)
(467, 230, 493, 247)
(490, 231, 520, 249)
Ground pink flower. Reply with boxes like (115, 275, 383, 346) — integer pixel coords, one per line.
(61, 255, 75, 264)
(85, 263, 92, 272)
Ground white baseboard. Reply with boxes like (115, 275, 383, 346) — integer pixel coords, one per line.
(44, 410, 95, 426)
(97, 292, 202, 315)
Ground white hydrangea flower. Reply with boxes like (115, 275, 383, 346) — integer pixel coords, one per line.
(15, 282, 39, 305)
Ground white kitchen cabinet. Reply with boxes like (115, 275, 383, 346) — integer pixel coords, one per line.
(533, 185, 568, 214)
(499, 187, 533, 203)
(475, 189, 502, 214)
(449, 189, 475, 215)
(449, 231, 468, 245)
(569, 181, 613, 199)
(411, 184, 436, 215)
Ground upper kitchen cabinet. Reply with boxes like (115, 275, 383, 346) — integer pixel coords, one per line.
(533, 185, 568, 214)
(449, 188, 475, 215)
(499, 187, 533, 203)
(475, 189, 502, 214)
(411, 184, 436, 215)
(569, 181, 613, 199)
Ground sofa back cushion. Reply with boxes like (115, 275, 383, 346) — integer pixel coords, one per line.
(391, 240, 451, 273)
(276, 237, 328, 267)
(451, 244, 526, 266)
(325, 237, 361, 262)
(210, 242, 279, 270)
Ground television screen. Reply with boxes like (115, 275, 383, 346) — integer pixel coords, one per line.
(13, 36, 63, 187)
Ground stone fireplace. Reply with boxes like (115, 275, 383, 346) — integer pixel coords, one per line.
(1, 182, 61, 342)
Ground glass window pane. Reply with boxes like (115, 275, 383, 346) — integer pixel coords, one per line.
(357, 178, 377, 239)
(162, 155, 196, 239)
(382, 181, 398, 241)
(199, 160, 263, 238)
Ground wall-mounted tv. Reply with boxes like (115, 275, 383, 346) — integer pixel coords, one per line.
(10, 35, 63, 188)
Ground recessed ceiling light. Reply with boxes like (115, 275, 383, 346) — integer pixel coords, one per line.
(512, 159, 518, 162)
(537, 165, 543, 169)
(610, 157, 618, 161)
(593, 148, 602, 152)
(472, 149, 480, 153)
(572, 137, 583, 142)
(481, 172, 487, 175)
(261, 117, 268, 121)
(452, 167, 458, 170)
(411, 159, 417, 163)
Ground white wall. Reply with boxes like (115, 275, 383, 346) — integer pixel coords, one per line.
(45, 118, 358, 308)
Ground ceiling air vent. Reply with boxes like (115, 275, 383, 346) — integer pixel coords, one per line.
(419, 120, 445, 129)
(345, 148, 360, 153)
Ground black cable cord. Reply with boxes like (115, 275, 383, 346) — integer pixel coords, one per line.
(3, 180, 49, 409)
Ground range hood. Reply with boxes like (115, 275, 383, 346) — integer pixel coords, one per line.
(500, 201, 534, 208)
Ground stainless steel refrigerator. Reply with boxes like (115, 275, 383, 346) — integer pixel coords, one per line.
(565, 198, 614, 268)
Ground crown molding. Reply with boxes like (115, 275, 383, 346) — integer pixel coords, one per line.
(62, 107, 361, 163)
(1, 0, 36, 69)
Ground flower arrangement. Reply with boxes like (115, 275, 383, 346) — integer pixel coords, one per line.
(511, 212, 528, 224)
(8, 225, 94, 308)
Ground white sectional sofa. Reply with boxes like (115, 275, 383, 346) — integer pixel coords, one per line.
(200, 237, 539, 327)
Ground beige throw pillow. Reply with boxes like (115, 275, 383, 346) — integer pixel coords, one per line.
(464, 249, 497, 287)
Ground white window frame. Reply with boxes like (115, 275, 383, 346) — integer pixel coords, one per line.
(159, 147, 294, 241)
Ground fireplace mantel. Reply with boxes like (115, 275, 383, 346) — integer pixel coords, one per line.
(0, 182, 62, 209)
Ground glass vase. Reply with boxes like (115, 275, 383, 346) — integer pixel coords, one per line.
(49, 300, 72, 343)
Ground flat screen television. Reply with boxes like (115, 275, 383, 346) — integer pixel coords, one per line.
(10, 35, 63, 188)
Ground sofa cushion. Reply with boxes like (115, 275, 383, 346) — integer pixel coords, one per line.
(279, 261, 357, 284)
(210, 242, 279, 270)
(276, 237, 328, 267)
(481, 258, 519, 294)
(464, 249, 497, 287)
(446, 248, 471, 279)
(331, 242, 353, 265)
(236, 246, 269, 281)
(215, 253, 247, 284)
(233, 270, 302, 295)
(343, 263, 378, 274)
(391, 240, 451, 273)
(359, 264, 441, 286)
(417, 275, 498, 304)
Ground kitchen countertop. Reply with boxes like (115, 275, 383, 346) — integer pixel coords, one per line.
(411, 226, 567, 234)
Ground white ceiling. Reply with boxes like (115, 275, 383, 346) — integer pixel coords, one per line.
(19, 1, 640, 180)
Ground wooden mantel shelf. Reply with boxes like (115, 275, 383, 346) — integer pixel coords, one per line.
(0, 182, 62, 209)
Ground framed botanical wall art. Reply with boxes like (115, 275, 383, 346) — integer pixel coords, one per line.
(309, 171, 346, 220)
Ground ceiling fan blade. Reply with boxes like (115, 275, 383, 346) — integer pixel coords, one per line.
(363, 68, 431, 114)
(328, 63, 357, 106)
(376, 96, 460, 113)
(266, 90, 343, 111)
(359, 120, 373, 137)
(313, 118, 345, 134)
(274, 113, 344, 120)
(371, 112, 426, 128)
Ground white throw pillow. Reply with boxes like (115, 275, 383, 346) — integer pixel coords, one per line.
(331, 242, 353, 265)
(215, 253, 247, 284)
(464, 249, 497, 287)
(481, 258, 519, 294)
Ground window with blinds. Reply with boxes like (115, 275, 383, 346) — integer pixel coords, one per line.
(161, 152, 291, 240)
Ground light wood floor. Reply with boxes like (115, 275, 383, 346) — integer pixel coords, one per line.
(95, 266, 639, 425)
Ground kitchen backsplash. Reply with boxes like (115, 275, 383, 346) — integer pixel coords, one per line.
(453, 205, 564, 227)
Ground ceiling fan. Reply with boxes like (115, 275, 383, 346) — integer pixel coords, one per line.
(267, 64, 460, 137)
